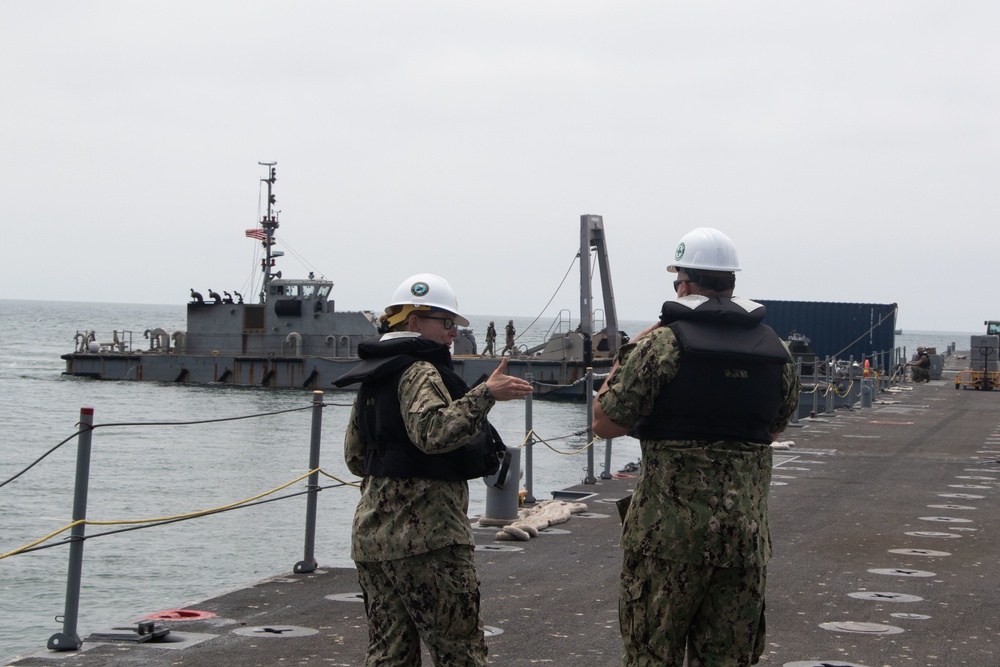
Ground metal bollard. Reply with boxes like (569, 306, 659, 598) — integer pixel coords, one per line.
(482, 447, 521, 525)
(860, 378, 873, 408)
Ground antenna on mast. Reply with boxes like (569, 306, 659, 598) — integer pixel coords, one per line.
(258, 161, 278, 303)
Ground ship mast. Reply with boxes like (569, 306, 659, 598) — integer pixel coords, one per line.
(259, 161, 279, 303)
(579, 215, 620, 365)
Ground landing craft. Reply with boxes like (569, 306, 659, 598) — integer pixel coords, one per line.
(61, 163, 623, 399)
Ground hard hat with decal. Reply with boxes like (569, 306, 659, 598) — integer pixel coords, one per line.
(384, 273, 470, 329)
(666, 227, 741, 273)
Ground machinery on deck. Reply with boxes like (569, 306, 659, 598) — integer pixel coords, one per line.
(955, 323, 1000, 390)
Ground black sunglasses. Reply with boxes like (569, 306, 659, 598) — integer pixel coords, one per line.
(673, 280, 692, 292)
(417, 315, 455, 330)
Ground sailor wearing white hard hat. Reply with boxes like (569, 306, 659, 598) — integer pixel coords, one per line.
(592, 228, 800, 667)
(337, 272, 531, 666)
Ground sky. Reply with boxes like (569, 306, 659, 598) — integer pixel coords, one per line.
(5, 1, 998, 333)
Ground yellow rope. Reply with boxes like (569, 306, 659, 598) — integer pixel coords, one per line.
(518, 429, 598, 455)
(85, 470, 316, 527)
(0, 521, 86, 560)
(0, 468, 365, 561)
(318, 469, 361, 487)
(831, 380, 855, 397)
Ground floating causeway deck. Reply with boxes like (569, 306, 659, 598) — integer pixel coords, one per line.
(9, 359, 1000, 666)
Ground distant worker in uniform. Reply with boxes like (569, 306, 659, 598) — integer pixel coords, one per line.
(484, 320, 497, 356)
(501, 319, 516, 356)
(908, 346, 931, 383)
(592, 227, 800, 667)
(335, 273, 533, 667)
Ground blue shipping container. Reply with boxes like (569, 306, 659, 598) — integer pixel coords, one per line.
(755, 300, 898, 362)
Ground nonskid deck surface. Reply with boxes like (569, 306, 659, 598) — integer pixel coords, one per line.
(10, 367, 1000, 666)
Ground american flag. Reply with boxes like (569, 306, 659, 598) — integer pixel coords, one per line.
(245, 228, 268, 241)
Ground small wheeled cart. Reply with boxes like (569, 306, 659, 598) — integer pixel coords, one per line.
(954, 369, 1000, 391)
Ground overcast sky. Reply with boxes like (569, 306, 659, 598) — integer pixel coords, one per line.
(5, 1, 997, 333)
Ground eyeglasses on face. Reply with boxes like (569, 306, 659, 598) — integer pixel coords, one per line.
(417, 315, 455, 330)
(673, 279, 692, 292)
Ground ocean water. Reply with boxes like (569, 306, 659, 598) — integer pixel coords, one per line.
(0, 299, 644, 663)
(0, 298, 980, 662)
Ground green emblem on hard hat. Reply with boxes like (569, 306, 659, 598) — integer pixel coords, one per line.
(675, 242, 685, 261)
(411, 281, 429, 297)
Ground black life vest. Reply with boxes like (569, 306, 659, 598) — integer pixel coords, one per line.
(633, 297, 792, 444)
(334, 335, 509, 483)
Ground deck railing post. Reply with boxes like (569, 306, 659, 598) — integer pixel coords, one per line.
(825, 356, 834, 413)
(811, 358, 819, 417)
(523, 373, 535, 504)
(47, 407, 95, 652)
(294, 391, 324, 574)
(791, 358, 801, 424)
(600, 437, 613, 480)
(584, 368, 596, 484)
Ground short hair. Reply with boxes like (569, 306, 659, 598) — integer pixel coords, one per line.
(681, 268, 736, 293)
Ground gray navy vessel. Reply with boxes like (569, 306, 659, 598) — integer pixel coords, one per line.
(62, 163, 623, 399)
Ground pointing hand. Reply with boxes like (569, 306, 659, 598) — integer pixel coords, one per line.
(486, 358, 534, 401)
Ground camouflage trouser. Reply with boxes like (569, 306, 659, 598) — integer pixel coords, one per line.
(619, 550, 766, 667)
(912, 366, 930, 382)
(356, 545, 487, 666)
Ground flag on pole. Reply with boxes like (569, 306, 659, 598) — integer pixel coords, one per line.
(245, 228, 267, 241)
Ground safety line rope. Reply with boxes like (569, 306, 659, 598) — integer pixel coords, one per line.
(0, 467, 360, 561)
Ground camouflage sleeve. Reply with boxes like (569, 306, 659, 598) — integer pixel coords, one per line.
(598, 327, 680, 429)
(398, 361, 497, 454)
(343, 397, 366, 477)
(769, 360, 801, 435)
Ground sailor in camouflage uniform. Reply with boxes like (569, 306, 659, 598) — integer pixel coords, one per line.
(593, 229, 800, 667)
(336, 273, 532, 666)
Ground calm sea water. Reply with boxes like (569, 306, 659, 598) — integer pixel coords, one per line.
(0, 298, 979, 662)
(0, 299, 644, 663)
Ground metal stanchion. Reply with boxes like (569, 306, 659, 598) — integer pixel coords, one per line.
(811, 358, 819, 417)
(825, 356, 834, 414)
(791, 358, 802, 425)
(48, 408, 95, 652)
(294, 391, 324, 574)
(523, 373, 535, 504)
(584, 368, 596, 484)
(601, 437, 613, 480)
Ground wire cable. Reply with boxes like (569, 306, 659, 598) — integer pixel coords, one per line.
(514, 252, 579, 343)
(0, 405, 324, 490)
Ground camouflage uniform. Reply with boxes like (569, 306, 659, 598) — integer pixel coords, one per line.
(911, 352, 931, 382)
(484, 323, 497, 356)
(346, 358, 495, 666)
(501, 321, 516, 356)
(598, 326, 799, 667)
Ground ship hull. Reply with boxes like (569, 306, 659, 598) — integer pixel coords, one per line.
(61, 352, 611, 400)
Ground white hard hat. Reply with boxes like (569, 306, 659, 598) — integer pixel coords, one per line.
(666, 227, 741, 273)
(385, 273, 470, 327)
